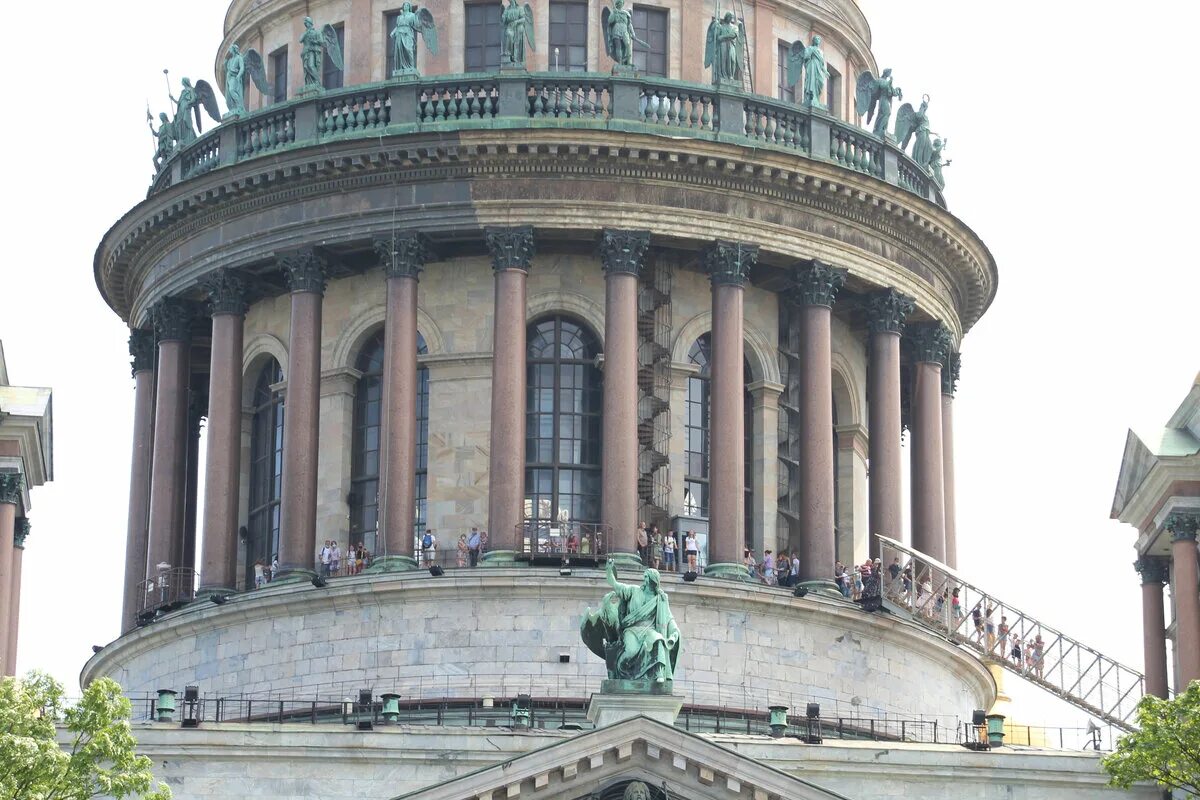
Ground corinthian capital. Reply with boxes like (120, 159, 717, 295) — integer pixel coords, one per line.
(599, 229, 651, 276)
(485, 227, 536, 273)
(0, 472, 23, 505)
(375, 233, 434, 280)
(1166, 512, 1200, 542)
(908, 322, 952, 365)
(942, 351, 961, 395)
(129, 329, 155, 376)
(203, 268, 249, 316)
(282, 248, 328, 295)
(790, 260, 847, 307)
(1134, 556, 1169, 585)
(14, 517, 29, 548)
(704, 239, 758, 287)
(149, 298, 193, 343)
(866, 288, 915, 335)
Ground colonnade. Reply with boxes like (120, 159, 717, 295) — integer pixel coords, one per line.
(121, 230, 965, 628)
(1138, 513, 1200, 695)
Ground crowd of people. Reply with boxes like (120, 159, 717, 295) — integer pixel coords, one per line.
(634, 523, 700, 573)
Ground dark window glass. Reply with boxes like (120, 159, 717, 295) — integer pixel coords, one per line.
(632, 6, 667, 77)
(524, 317, 602, 528)
(465, 3, 503, 72)
(777, 43, 794, 103)
(247, 359, 284, 586)
(549, 2, 588, 71)
(271, 47, 289, 103)
(323, 23, 346, 89)
(827, 63, 841, 117)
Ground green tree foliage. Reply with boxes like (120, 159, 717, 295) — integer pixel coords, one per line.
(1102, 680, 1200, 797)
(0, 671, 170, 800)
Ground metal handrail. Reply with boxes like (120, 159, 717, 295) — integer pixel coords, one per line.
(877, 535, 1144, 732)
(516, 521, 614, 559)
(133, 568, 197, 622)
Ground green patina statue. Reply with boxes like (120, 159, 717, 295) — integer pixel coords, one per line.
(501, 0, 536, 67)
(169, 77, 220, 146)
(223, 45, 271, 118)
(704, 12, 745, 85)
(300, 16, 344, 90)
(581, 560, 680, 685)
(855, 68, 902, 138)
(896, 95, 933, 168)
(786, 36, 828, 109)
(147, 111, 176, 172)
(391, 2, 439, 76)
(928, 137, 950, 189)
(602, 0, 647, 70)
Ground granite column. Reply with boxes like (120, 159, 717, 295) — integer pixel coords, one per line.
(941, 352, 961, 569)
(199, 270, 247, 594)
(866, 290, 913, 561)
(0, 474, 20, 675)
(122, 330, 156, 632)
(703, 240, 757, 575)
(485, 227, 535, 560)
(908, 323, 951, 563)
(1135, 557, 1170, 698)
(1167, 513, 1200, 687)
(278, 250, 327, 579)
(599, 229, 650, 558)
(146, 300, 192, 578)
(6, 519, 27, 675)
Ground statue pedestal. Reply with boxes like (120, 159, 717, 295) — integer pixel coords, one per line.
(391, 68, 421, 82)
(587, 682, 682, 728)
(611, 64, 637, 77)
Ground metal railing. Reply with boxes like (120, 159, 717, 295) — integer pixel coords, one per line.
(134, 568, 197, 621)
(878, 535, 1145, 732)
(149, 72, 946, 208)
(516, 521, 613, 561)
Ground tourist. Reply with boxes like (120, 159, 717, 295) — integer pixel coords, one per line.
(270, 553, 279, 581)
(762, 550, 775, 586)
(1024, 639, 1035, 674)
(684, 530, 699, 572)
(356, 542, 368, 572)
(319, 540, 333, 576)
(421, 528, 437, 567)
(636, 523, 649, 565)
(971, 604, 984, 644)
(933, 589, 945, 621)
(663, 530, 677, 572)
(984, 606, 996, 652)
(888, 557, 902, 594)
(580, 530, 592, 555)
(651, 526, 663, 570)
(456, 534, 468, 568)
(901, 564, 913, 600)
(1010, 636, 1023, 669)
(789, 552, 800, 587)
(951, 587, 963, 628)
(1033, 634, 1045, 679)
(997, 615, 1010, 657)
(330, 541, 341, 576)
(467, 527, 482, 566)
(852, 561, 867, 600)
(253, 559, 266, 589)
(744, 549, 758, 579)
(567, 531, 579, 553)
(834, 562, 849, 598)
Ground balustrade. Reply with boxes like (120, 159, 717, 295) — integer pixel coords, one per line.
(641, 88, 714, 131)
(897, 157, 930, 197)
(829, 123, 883, 177)
(419, 81, 499, 123)
(319, 90, 390, 137)
(743, 101, 809, 150)
(528, 79, 609, 119)
(181, 132, 220, 179)
(236, 109, 296, 158)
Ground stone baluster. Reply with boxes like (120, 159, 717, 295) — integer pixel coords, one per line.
(907, 322, 951, 563)
(122, 330, 156, 632)
(866, 289, 913, 561)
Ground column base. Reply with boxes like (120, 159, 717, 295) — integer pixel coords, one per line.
(480, 550, 519, 567)
(271, 567, 318, 585)
(703, 562, 752, 581)
(607, 552, 645, 571)
(798, 579, 842, 598)
(364, 555, 419, 574)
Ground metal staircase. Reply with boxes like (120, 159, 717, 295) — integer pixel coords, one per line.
(877, 535, 1146, 732)
(776, 298, 801, 547)
(636, 254, 672, 526)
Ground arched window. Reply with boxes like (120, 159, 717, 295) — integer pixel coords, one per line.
(349, 330, 430, 557)
(525, 316, 602, 529)
(247, 359, 284, 586)
(682, 334, 753, 546)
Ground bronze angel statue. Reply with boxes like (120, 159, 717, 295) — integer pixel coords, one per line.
(223, 45, 271, 117)
(704, 12, 745, 85)
(895, 95, 933, 168)
(170, 77, 220, 146)
(602, 0, 647, 70)
(391, 3, 438, 76)
(300, 16, 344, 90)
(855, 68, 902, 139)
(786, 36, 828, 109)
(501, 0, 535, 67)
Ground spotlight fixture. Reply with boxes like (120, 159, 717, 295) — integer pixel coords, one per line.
(311, 575, 328, 588)
(793, 586, 808, 598)
(682, 571, 698, 583)
(802, 703, 822, 744)
(209, 595, 228, 605)
(806, 703, 820, 719)
(429, 565, 444, 577)
(971, 709, 987, 726)
(559, 567, 572, 577)
(558, 653, 570, 663)
(91, 645, 104, 654)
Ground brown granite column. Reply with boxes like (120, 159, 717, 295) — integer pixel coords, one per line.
(941, 351, 961, 569)
(0, 474, 20, 675)
(375, 235, 432, 569)
(1135, 557, 1170, 698)
(146, 300, 192, 578)
(122, 330, 156, 632)
(866, 290, 913, 561)
(6, 519, 28, 675)
(278, 250, 327, 579)
(199, 270, 247, 594)
(485, 227, 535, 560)
(1167, 513, 1200, 686)
(703, 240, 758, 575)
(599, 229, 650, 557)
(908, 323, 951, 563)
(792, 261, 847, 590)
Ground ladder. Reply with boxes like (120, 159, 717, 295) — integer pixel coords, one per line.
(877, 535, 1146, 732)
(734, 0, 753, 93)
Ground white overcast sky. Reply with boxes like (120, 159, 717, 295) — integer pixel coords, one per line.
(2, 0, 1196, 731)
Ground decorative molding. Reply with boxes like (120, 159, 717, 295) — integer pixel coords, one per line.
(375, 233, 433, 280)
(149, 298, 192, 343)
(485, 226, 536, 273)
(14, 517, 30, 548)
(670, 310, 782, 386)
(599, 229, 651, 276)
(1166, 512, 1200, 542)
(704, 239, 758, 287)
(790, 259, 847, 307)
(942, 351, 961, 396)
(203, 268, 249, 316)
(908, 322, 952, 365)
(281, 248, 328, 295)
(1133, 556, 1169, 585)
(0, 472, 23, 506)
(865, 288, 915, 335)
(129, 329, 156, 376)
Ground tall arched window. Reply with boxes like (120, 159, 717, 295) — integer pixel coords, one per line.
(349, 330, 430, 556)
(247, 359, 284, 586)
(525, 316, 602, 529)
(682, 334, 753, 546)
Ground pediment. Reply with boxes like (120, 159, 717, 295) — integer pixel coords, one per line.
(392, 716, 850, 800)
(1112, 429, 1156, 520)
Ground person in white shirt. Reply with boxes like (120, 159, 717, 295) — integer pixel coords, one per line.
(330, 541, 342, 575)
(421, 529, 437, 567)
(684, 531, 699, 573)
(319, 541, 333, 576)
(253, 559, 266, 589)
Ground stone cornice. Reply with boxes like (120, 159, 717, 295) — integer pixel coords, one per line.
(375, 233, 433, 280)
(1166, 512, 1200, 542)
(704, 239, 759, 287)
(1134, 556, 1169, 585)
(484, 226, 536, 273)
(203, 268, 249, 316)
(942, 351, 961, 396)
(790, 259, 847, 307)
(598, 229, 651, 277)
(128, 329, 155, 376)
(14, 517, 29, 548)
(149, 298, 192, 343)
(281, 248, 328, 295)
(865, 288, 915, 335)
(0, 472, 23, 505)
(907, 322, 952, 365)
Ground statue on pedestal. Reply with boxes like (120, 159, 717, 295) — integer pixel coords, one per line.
(581, 560, 680, 685)
(854, 68, 902, 138)
(222, 45, 271, 118)
(390, 3, 439, 77)
(928, 137, 951, 189)
(300, 16, 343, 91)
(501, 0, 536, 68)
(602, 0, 647, 71)
(786, 36, 829, 109)
(704, 12, 745, 85)
(169, 77, 220, 146)
(147, 111, 176, 172)
(895, 95, 933, 168)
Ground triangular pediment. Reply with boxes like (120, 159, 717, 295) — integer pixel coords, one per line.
(1112, 429, 1156, 520)
(392, 716, 851, 800)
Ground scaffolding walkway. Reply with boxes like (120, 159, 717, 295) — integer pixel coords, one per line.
(877, 535, 1145, 732)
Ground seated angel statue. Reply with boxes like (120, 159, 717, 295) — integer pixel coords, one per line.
(581, 559, 680, 684)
